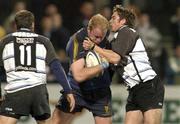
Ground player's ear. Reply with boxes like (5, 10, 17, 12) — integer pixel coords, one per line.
(120, 18, 126, 25)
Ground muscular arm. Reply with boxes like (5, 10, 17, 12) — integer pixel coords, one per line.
(71, 58, 103, 83)
(93, 45, 121, 64)
(83, 39, 121, 64)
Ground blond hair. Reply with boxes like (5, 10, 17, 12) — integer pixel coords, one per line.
(88, 14, 109, 34)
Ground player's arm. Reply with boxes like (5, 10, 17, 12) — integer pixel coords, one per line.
(49, 60, 75, 112)
(71, 58, 108, 83)
(44, 37, 72, 93)
(49, 59, 72, 93)
(45, 38, 75, 111)
(49, 60, 75, 111)
(83, 39, 121, 64)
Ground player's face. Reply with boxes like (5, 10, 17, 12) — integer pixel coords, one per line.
(88, 27, 106, 44)
(110, 12, 124, 32)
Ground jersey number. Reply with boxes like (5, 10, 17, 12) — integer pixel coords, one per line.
(14, 42, 36, 71)
(19, 45, 31, 65)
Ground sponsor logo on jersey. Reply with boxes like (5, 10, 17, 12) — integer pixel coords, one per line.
(16, 38, 34, 45)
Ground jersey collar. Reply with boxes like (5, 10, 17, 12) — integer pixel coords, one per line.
(18, 28, 32, 32)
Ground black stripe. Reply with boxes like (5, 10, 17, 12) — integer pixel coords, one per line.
(129, 55, 143, 82)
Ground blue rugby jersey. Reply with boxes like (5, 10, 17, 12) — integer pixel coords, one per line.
(66, 28, 111, 91)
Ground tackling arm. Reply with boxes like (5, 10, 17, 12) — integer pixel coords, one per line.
(94, 45, 121, 64)
(83, 38, 121, 64)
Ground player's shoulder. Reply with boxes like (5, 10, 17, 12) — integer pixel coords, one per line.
(75, 28, 87, 42)
(119, 26, 138, 38)
(37, 34, 51, 43)
(1, 34, 11, 40)
(38, 34, 49, 41)
(0, 34, 13, 44)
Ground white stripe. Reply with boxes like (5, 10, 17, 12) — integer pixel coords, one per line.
(5, 71, 46, 92)
(36, 44, 46, 73)
(122, 38, 156, 87)
(3, 43, 15, 71)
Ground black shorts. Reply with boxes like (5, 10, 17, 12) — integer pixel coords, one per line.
(126, 76, 165, 112)
(56, 87, 112, 117)
(0, 84, 50, 120)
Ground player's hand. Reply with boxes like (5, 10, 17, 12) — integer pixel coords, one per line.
(83, 37, 95, 50)
(66, 94, 75, 112)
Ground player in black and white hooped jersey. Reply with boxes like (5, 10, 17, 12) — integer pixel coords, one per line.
(0, 10, 75, 124)
(83, 5, 165, 124)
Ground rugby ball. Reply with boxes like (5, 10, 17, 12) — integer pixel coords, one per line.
(85, 50, 101, 67)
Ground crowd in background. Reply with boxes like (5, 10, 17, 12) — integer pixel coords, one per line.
(0, 0, 180, 85)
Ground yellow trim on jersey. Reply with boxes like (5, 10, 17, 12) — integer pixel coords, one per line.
(73, 36, 79, 62)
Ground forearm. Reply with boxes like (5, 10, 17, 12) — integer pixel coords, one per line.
(72, 65, 103, 83)
(49, 59, 72, 93)
(94, 45, 121, 64)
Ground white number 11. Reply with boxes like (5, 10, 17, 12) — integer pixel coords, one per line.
(19, 45, 31, 65)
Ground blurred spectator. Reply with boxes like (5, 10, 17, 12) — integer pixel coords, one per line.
(39, 3, 59, 34)
(40, 16, 53, 38)
(100, 5, 112, 20)
(40, 12, 70, 81)
(51, 13, 70, 74)
(73, 1, 95, 32)
(170, 6, 180, 48)
(3, 1, 26, 33)
(137, 13, 163, 78)
(29, 0, 47, 33)
(51, 13, 70, 52)
(110, 0, 123, 8)
(129, 0, 147, 11)
(0, 0, 12, 24)
(45, 3, 58, 17)
(165, 45, 180, 85)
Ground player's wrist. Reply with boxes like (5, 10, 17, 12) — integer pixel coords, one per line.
(100, 61, 109, 70)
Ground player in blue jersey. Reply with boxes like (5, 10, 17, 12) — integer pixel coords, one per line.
(51, 14, 113, 124)
(0, 10, 75, 124)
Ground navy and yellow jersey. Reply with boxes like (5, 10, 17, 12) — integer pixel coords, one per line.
(66, 28, 111, 91)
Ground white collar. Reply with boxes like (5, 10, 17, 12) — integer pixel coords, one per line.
(114, 32, 118, 39)
(20, 28, 31, 31)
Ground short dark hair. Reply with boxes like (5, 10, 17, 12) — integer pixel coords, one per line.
(15, 10, 34, 29)
(113, 5, 136, 28)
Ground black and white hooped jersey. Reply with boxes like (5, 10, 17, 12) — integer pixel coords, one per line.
(0, 28, 57, 93)
(111, 26, 157, 88)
